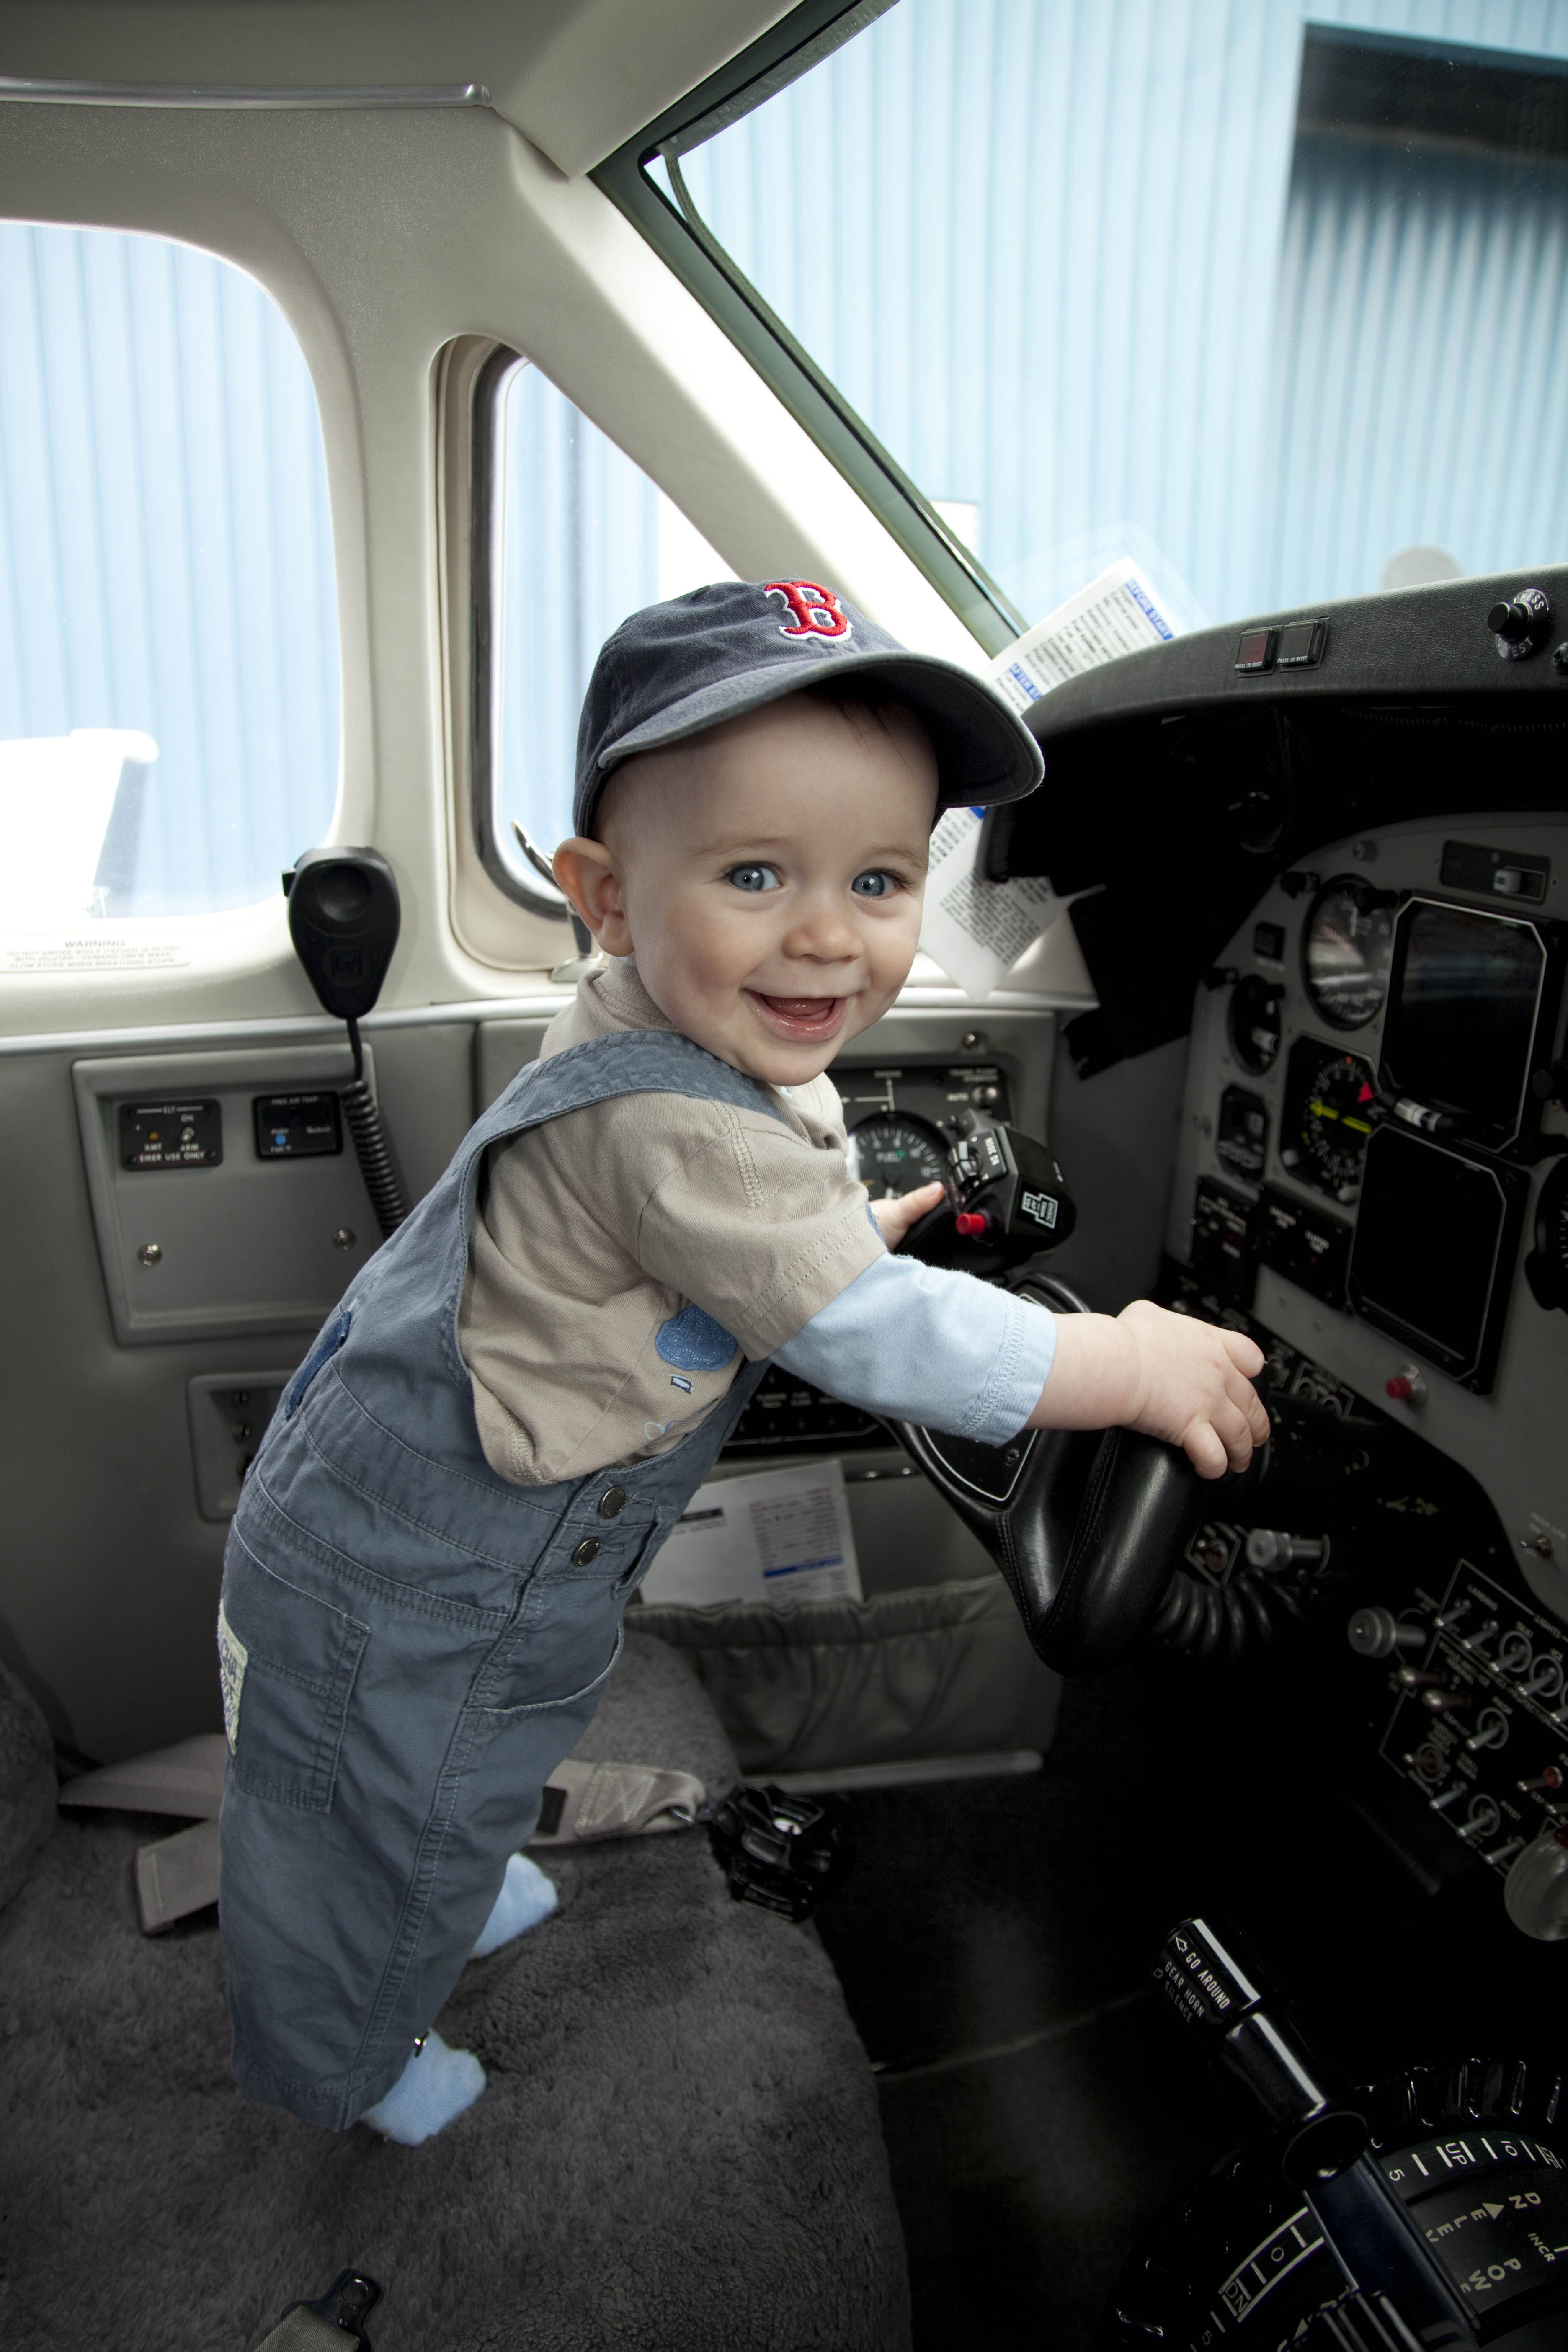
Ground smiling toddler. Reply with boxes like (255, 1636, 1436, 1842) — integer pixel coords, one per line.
(217, 581, 1266, 2146)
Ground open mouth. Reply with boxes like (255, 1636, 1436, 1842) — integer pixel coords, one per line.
(747, 993, 848, 1042)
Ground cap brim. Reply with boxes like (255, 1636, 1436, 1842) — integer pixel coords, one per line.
(583, 649, 1043, 828)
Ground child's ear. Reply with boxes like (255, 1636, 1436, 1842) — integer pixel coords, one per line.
(552, 838, 633, 956)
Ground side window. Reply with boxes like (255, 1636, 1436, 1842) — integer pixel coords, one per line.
(0, 223, 338, 931)
(476, 353, 732, 908)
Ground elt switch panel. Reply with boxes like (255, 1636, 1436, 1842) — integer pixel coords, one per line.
(75, 1044, 377, 1346)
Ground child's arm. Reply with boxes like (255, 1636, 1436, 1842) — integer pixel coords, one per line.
(862, 1181, 1268, 1479)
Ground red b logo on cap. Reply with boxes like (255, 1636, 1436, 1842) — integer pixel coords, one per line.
(764, 580, 851, 640)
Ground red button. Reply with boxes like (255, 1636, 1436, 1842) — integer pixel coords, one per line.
(955, 1212, 988, 1237)
(1386, 1376, 1413, 1402)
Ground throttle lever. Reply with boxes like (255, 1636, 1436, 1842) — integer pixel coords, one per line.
(1155, 1919, 1480, 2350)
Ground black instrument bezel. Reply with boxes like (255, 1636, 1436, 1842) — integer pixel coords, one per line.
(1378, 895, 1564, 1153)
(1348, 1125, 1527, 1392)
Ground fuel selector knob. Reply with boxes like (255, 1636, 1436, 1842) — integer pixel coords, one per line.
(1505, 1825, 1568, 1941)
(1346, 1604, 1425, 1659)
(1487, 586, 1553, 660)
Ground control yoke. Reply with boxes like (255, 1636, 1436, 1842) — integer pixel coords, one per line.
(887, 1272, 1269, 1676)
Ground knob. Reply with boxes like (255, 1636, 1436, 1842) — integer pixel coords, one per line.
(1487, 587, 1553, 660)
(1505, 1825, 1568, 1940)
(954, 1211, 989, 1237)
(1245, 1529, 1328, 1571)
(1347, 1606, 1425, 1659)
(1385, 1364, 1426, 1406)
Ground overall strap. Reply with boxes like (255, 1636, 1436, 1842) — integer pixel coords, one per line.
(471, 1028, 792, 1159)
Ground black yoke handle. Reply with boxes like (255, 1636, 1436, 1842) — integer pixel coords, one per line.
(887, 1274, 1267, 1676)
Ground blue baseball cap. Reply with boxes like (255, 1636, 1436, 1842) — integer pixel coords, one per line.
(573, 578, 1043, 837)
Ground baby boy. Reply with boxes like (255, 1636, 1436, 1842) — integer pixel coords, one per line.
(217, 580, 1266, 2144)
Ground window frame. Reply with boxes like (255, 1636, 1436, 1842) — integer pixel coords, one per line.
(591, 0, 1026, 656)
(467, 340, 578, 922)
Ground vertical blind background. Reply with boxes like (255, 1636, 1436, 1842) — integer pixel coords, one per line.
(4, 5, 1568, 910)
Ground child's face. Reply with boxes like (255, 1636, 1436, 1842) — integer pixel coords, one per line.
(554, 693, 939, 1086)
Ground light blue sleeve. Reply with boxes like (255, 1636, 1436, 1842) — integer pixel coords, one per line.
(773, 1253, 1057, 1443)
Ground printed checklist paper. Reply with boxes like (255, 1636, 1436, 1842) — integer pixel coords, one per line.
(639, 1458, 862, 1610)
(918, 559, 1179, 1001)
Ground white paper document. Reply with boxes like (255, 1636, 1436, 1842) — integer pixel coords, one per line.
(990, 558, 1177, 714)
(639, 1457, 862, 1611)
(916, 558, 1181, 1000)
(918, 807, 1067, 1000)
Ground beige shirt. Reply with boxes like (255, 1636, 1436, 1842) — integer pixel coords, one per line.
(459, 960, 884, 1486)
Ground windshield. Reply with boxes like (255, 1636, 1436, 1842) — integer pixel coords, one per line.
(671, 3, 1568, 637)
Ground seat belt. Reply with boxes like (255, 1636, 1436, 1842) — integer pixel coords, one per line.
(57, 1735, 225, 1932)
(57, 1735, 709, 1931)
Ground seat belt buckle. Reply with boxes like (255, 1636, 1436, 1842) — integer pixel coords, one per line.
(707, 1784, 846, 1921)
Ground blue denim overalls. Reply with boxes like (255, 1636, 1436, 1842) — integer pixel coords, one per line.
(218, 1029, 786, 2130)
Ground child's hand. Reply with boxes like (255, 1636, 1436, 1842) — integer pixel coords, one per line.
(1115, 1300, 1269, 1478)
(1031, 1300, 1269, 1479)
(867, 1180, 946, 1251)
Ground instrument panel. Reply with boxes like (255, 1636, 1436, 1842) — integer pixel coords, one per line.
(726, 1059, 1016, 1456)
(1170, 813, 1568, 1620)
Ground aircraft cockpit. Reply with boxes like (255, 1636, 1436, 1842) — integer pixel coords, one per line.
(0, 5, 1566, 2348)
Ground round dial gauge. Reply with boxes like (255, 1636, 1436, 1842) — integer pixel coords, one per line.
(846, 1114, 949, 1200)
(1228, 974, 1283, 1075)
(1280, 1040, 1377, 1202)
(1525, 1160, 1568, 1314)
(1303, 876, 1395, 1030)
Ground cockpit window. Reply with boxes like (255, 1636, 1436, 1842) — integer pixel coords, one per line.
(0, 224, 339, 929)
(474, 352, 731, 911)
(613, 2, 1568, 645)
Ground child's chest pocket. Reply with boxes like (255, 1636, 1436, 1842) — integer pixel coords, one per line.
(219, 1547, 368, 1813)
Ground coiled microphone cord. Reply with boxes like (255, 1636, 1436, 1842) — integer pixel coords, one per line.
(343, 1016, 408, 1238)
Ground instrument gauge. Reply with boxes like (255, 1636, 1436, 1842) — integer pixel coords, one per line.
(846, 1114, 949, 1199)
(1304, 875, 1395, 1030)
(1280, 1038, 1378, 1203)
(1525, 1159, 1568, 1314)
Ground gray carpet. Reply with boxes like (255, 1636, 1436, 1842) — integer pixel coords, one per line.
(0, 1639, 910, 2352)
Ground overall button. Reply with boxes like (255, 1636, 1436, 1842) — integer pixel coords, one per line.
(597, 1486, 627, 1519)
(572, 1538, 601, 1566)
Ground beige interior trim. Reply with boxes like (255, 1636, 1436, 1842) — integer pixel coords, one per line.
(0, 0, 799, 176)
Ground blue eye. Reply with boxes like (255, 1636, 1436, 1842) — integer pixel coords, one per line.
(851, 870, 897, 899)
(726, 863, 781, 893)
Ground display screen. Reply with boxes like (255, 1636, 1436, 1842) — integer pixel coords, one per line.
(1349, 1127, 1524, 1391)
(1380, 899, 1546, 1141)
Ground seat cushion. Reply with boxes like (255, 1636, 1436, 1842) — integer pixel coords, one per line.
(0, 1632, 910, 2352)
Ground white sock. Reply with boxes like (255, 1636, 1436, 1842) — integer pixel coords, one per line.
(358, 2031, 486, 2145)
(471, 1851, 558, 1958)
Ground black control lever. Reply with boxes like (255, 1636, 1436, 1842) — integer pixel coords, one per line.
(282, 848, 407, 1238)
(1154, 1919, 1480, 2351)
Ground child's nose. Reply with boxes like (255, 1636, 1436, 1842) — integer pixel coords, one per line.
(781, 898, 860, 962)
